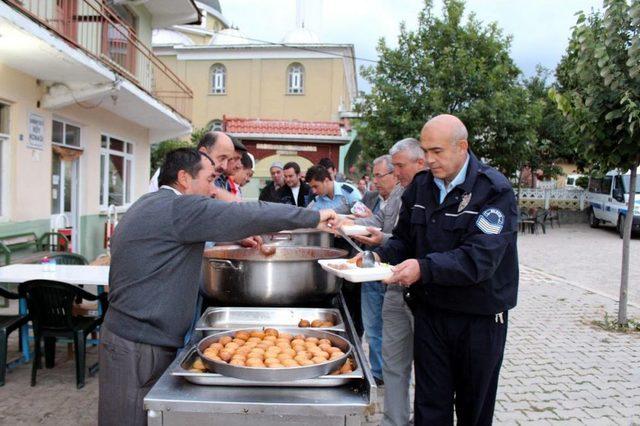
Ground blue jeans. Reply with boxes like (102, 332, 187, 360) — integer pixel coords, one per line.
(361, 281, 386, 380)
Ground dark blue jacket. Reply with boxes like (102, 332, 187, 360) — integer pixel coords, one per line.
(376, 152, 519, 316)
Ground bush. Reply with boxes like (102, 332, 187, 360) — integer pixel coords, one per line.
(575, 176, 589, 189)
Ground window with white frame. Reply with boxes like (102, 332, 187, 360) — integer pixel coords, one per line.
(210, 64, 226, 94)
(0, 102, 9, 216)
(207, 119, 223, 131)
(100, 135, 134, 208)
(287, 63, 304, 94)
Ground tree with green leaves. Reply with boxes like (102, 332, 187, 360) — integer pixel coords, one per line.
(552, 0, 640, 325)
(150, 127, 209, 176)
(356, 0, 530, 178)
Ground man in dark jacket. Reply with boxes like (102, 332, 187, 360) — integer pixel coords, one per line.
(278, 161, 312, 207)
(370, 114, 519, 425)
(258, 162, 285, 202)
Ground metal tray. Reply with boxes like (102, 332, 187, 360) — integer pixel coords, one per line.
(196, 328, 352, 382)
(173, 346, 363, 387)
(195, 307, 345, 334)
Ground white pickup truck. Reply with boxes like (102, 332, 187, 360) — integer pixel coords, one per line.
(587, 168, 640, 238)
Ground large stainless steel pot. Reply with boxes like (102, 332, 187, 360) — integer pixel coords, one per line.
(259, 228, 334, 247)
(202, 245, 348, 306)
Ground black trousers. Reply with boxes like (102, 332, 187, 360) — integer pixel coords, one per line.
(413, 308, 508, 426)
(341, 281, 363, 338)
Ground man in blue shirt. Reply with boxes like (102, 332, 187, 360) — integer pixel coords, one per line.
(306, 165, 361, 214)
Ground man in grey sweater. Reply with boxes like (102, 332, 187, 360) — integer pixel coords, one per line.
(99, 147, 336, 426)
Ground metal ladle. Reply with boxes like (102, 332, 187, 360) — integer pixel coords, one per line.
(336, 227, 376, 268)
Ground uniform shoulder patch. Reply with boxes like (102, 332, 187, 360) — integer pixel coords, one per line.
(340, 184, 354, 193)
(476, 207, 505, 234)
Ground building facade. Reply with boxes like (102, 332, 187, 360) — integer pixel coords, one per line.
(153, 1, 358, 198)
(0, 0, 198, 261)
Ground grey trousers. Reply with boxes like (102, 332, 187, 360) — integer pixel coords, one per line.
(98, 326, 176, 426)
(381, 287, 414, 426)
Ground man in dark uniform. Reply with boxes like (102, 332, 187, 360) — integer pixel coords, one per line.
(372, 114, 518, 425)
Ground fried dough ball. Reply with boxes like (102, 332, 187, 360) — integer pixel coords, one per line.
(267, 363, 283, 368)
(203, 348, 218, 358)
(326, 347, 342, 354)
(192, 358, 206, 370)
(232, 338, 246, 346)
(236, 346, 252, 356)
(282, 359, 299, 368)
(264, 328, 279, 337)
(318, 343, 332, 352)
(340, 359, 353, 374)
(247, 337, 262, 344)
(229, 359, 245, 367)
(282, 348, 297, 357)
(294, 354, 309, 364)
(277, 353, 293, 362)
(250, 331, 265, 339)
(257, 342, 272, 350)
(330, 351, 345, 360)
(294, 334, 306, 340)
(310, 319, 324, 328)
(263, 335, 277, 342)
(305, 337, 319, 344)
(219, 336, 233, 346)
(218, 349, 233, 362)
(299, 359, 314, 366)
(298, 319, 310, 327)
(264, 357, 279, 366)
(266, 346, 282, 355)
(231, 354, 246, 361)
(312, 356, 328, 364)
(296, 351, 312, 360)
(224, 342, 240, 351)
(291, 338, 305, 346)
(235, 331, 251, 341)
(245, 358, 265, 368)
(279, 333, 293, 340)
(209, 342, 224, 352)
(318, 339, 331, 346)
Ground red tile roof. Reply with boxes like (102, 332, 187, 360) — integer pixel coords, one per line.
(223, 116, 343, 137)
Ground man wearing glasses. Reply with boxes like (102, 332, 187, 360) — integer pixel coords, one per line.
(343, 138, 426, 426)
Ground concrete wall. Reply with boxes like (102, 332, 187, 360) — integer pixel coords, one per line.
(160, 56, 350, 129)
(0, 63, 151, 260)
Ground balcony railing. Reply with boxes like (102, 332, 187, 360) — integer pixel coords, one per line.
(4, 0, 193, 122)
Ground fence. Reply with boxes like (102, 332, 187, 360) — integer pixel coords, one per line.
(4, 0, 193, 121)
(515, 188, 587, 211)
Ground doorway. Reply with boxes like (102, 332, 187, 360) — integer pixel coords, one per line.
(51, 119, 82, 252)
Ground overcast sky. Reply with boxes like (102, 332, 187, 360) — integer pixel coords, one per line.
(219, 0, 604, 93)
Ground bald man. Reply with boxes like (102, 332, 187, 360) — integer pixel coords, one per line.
(368, 114, 519, 425)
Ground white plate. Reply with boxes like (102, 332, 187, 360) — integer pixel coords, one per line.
(318, 259, 393, 283)
(340, 225, 381, 236)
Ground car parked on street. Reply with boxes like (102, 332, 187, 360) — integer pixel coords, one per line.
(587, 168, 640, 238)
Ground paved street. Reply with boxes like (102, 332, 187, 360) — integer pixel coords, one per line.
(518, 222, 640, 306)
(2, 224, 639, 425)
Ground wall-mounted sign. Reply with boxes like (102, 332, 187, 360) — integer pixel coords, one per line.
(27, 112, 45, 151)
(257, 143, 316, 152)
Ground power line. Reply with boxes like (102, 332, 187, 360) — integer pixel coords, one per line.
(214, 32, 379, 64)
